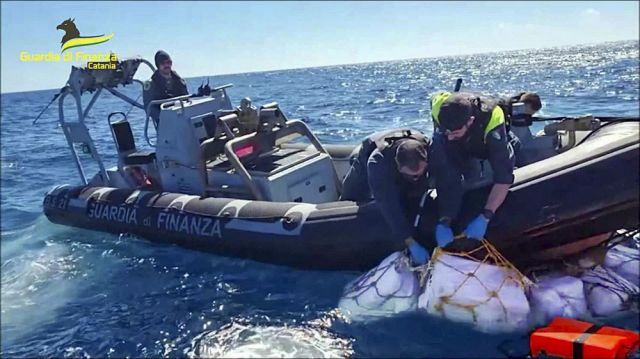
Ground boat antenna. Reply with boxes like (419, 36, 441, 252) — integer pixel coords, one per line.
(454, 78, 463, 92)
(203, 78, 211, 96)
(197, 80, 204, 96)
(125, 93, 143, 117)
(32, 86, 67, 125)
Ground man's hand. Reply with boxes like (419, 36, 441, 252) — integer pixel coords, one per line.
(405, 237, 429, 265)
(435, 223, 454, 247)
(463, 214, 489, 239)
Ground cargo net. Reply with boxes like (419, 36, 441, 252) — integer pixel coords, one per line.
(418, 239, 534, 324)
(341, 251, 416, 311)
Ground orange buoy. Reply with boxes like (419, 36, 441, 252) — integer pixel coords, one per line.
(530, 317, 639, 359)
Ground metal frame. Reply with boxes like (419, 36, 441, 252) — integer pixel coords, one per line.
(53, 57, 332, 200)
(143, 94, 192, 146)
(53, 56, 236, 187)
(58, 84, 150, 185)
(55, 60, 153, 185)
(223, 119, 343, 200)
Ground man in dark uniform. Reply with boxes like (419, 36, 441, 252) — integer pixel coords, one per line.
(429, 91, 516, 246)
(340, 129, 431, 265)
(498, 92, 543, 166)
(499, 92, 542, 122)
(143, 50, 189, 125)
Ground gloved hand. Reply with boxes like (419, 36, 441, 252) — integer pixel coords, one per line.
(464, 214, 489, 239)
(408, 240, 429, 265)
(435, 223, 454, 247)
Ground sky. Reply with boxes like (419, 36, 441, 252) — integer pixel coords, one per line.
(1, 1, 638, 93)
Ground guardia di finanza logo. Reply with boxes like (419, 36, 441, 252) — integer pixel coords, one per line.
(56, 18, 114, 52)
(20, 18, 117, 67)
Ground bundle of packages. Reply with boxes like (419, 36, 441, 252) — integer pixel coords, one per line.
(338, 251, 420, 321)
(417, 241, 532, 333)
(338, 233, 639, 329)
(527, 275, 589, 326)
(581, 265, 639, 317)
(603, 242, 639, 286)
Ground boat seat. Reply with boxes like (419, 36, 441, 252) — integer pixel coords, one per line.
(219, 112, 243, 138)
(200, 114, 239, 163)
(110, 119, 156, 166)
(233, 132, 280, 168)
(123, 151, 156, 165)
(215, 113, 276, 164)
(111, 120, 136, 153)
(201, 113, 218, 139)
(202, 138, 225, 162)
(256, 106, 286, 133)
(230, 105, 285, 165)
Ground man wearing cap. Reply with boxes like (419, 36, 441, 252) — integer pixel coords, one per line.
(500, 92, 542, 121)
(498, 91, 543, 166)
(340, 129, 432, 265)
(144, 50, 189, 125)
(429, 91, 515, 246)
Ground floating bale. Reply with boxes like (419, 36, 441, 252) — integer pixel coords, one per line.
(527, 275, 589, 326)
(604, 243, 639, 286)
(338, 251, 419, 321)
(581, 265, 639, 317)
(418, 241, 531, 333)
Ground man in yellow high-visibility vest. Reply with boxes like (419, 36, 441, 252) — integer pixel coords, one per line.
(429, 91, 516, 246)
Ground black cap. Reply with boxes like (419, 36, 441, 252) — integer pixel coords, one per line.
(439, 93, 473, 131)
(154, 50, 171, 68)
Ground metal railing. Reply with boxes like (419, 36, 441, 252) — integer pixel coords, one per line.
(222, 119, 342, 200)
(51, 59, 155, 185)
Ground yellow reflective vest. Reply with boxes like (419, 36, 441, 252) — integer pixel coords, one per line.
(430, 91, 505, 139)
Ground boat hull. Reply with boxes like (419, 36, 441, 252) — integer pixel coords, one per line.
(43, 122, 640, 270)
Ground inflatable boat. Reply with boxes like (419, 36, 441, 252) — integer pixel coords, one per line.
(42, 58, 639, 270)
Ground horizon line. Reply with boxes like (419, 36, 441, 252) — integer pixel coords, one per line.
(2, 38, 637, 95)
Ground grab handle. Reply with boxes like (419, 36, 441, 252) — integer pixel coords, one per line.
(143, 94, 192, 147)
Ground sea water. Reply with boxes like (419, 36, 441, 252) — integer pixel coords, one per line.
(1, 40, 639, 357)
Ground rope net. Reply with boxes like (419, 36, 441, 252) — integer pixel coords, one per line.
(339, 230, 639, 330)
(342, 252, 416, 310)
(425, 238, 532, 286)
(418, 239, 533, 333)
(339, 251, 419, 319)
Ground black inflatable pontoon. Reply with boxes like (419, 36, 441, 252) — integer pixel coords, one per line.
(41, 59, 640, 270)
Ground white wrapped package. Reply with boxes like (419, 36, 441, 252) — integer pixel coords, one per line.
(604, 244, 639, 286)
(581, 265, 639, 317)
(338, 251, 419, 321)
(527, 275, 588, 326)
(418, 253, 530, 333)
